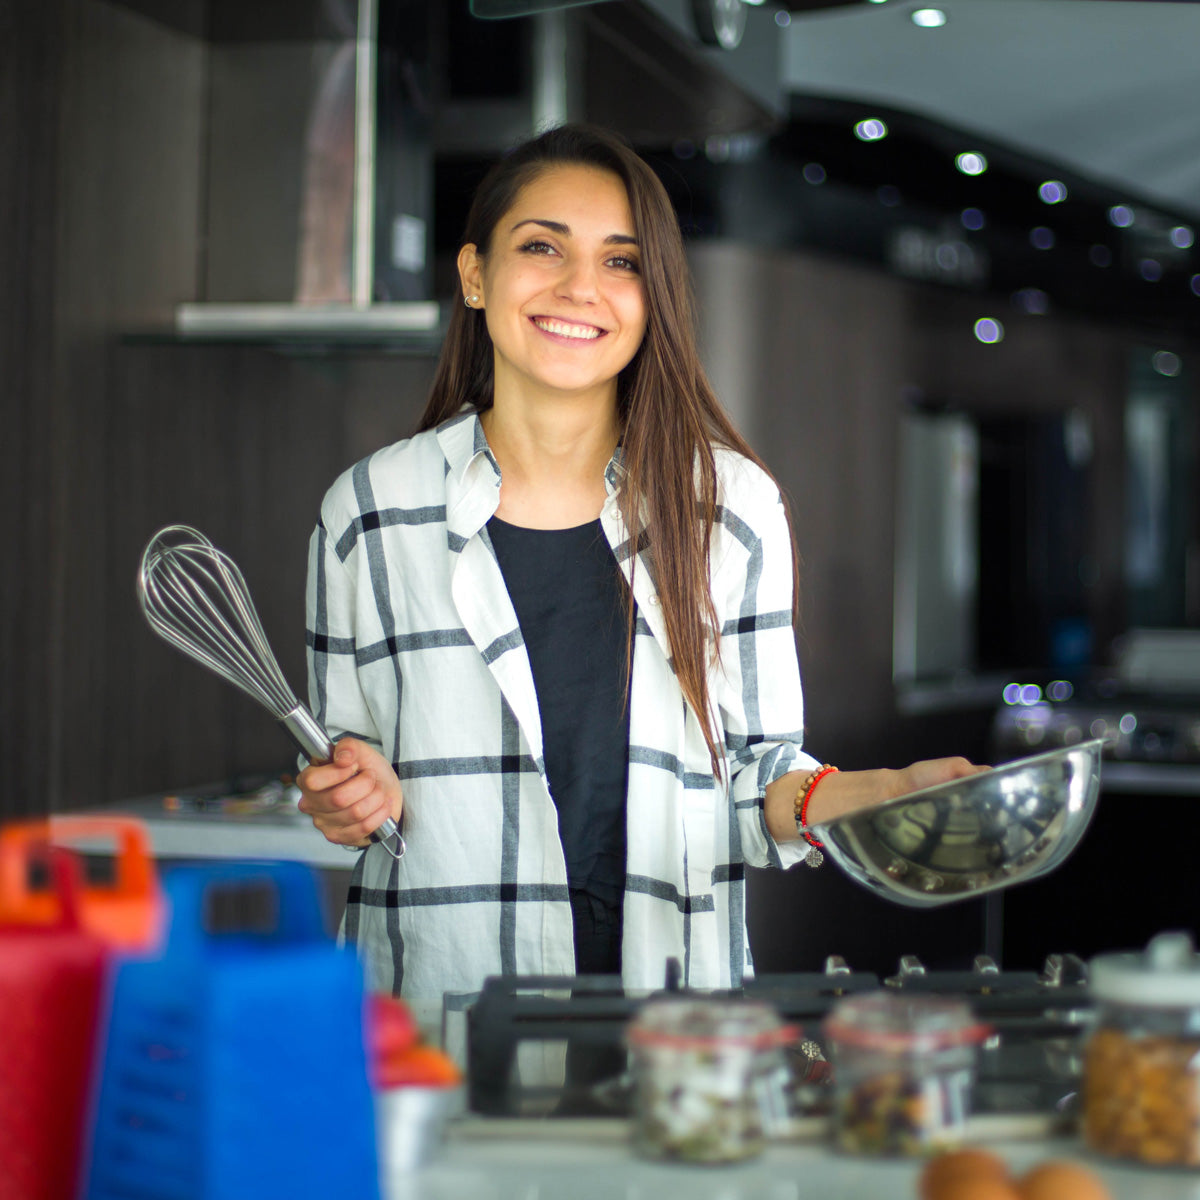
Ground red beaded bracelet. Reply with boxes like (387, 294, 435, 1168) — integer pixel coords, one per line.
(794, 764, 839, 848)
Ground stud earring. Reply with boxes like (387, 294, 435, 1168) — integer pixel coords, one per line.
(465, 295, 480, 308)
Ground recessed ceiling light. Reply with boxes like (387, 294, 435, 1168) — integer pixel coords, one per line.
(1152, 351, 1182, 377)
(1108, 205, 1135, 228)
(1171, 226, 1194, 249)
(854, 119, 888, 142)
(912, 8, 947, 28)
(974, 318, 1004, 344)
(955, 152, 988, 176)
(1038, 181, 1068, 205)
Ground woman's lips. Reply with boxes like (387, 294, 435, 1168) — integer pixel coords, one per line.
(530, 316, 605, 341)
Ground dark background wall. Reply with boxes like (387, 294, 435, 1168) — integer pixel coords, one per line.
(0, 0, 1185, 973)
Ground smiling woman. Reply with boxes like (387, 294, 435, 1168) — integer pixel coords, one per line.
(294, 123, 983, 1007)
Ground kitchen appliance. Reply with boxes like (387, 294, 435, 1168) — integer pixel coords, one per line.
(465, 954, 1093, 1123)
(137, 524, 404, 858)
(814, 740, 1103, 908)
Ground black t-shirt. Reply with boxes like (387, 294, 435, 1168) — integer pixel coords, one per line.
(487, 516, 630, 910)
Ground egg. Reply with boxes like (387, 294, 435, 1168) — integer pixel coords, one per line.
(918, 1148, 1011, 1200)
(929, 1179, 1022, 1200)
(1017, 1161, 1112, 1200)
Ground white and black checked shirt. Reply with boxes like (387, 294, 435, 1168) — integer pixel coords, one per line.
(306, 410, 819, 1001)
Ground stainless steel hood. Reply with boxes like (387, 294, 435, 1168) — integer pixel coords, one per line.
(176, 0, 439, 343)
(172, 0, 785, 343)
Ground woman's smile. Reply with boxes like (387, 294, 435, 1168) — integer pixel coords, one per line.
(530, 315, 606, 341)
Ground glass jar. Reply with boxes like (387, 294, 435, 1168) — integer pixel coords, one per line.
(1083, 932, 1200, 1167)
(823, 991, 987, 1156)
(625, 997, 796, 1163)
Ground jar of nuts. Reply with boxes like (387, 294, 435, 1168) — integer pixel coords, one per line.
(823, 991, 989, 1157)
(625, 998, 797, 1163)
(1084, 931, 1200, 1167)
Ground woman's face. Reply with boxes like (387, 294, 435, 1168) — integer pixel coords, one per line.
(460, 164, 648, 410)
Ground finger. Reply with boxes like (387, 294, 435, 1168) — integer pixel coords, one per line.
(300, 759, 359, 794)
(317, 794, 393, 846)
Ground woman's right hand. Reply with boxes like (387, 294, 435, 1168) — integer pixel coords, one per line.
(297, 737, 404, 848)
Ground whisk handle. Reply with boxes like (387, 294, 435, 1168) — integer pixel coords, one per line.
(281, 704, 406, 861)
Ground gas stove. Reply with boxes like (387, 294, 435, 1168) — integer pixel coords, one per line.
(465, 954, 1093, 1120)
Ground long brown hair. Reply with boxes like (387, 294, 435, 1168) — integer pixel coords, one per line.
(417, 124, 798, 777)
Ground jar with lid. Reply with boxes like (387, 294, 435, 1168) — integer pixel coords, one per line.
(624, 997, 797, 1163)
(1083, 931, 1200, 1166)
(822, 991, 988, 1156)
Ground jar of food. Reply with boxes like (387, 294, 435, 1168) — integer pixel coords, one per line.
(625, 997, 797, 1163)
(1083, 931, 1200, 1166)
(823, 991, 988, 1156)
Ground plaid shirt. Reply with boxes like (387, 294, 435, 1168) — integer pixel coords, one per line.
(306, 410, 818, 1001)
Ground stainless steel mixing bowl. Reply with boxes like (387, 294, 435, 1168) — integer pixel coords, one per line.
(814, 739, 1104, 907)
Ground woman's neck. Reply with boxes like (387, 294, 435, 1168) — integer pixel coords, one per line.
(480, 393, 620, 530)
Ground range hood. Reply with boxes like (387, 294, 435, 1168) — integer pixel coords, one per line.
(176, 0, 440, 343)
(173, 0, 785, 344)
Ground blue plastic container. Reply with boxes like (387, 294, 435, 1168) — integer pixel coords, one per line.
(82, 861, 378, 1200)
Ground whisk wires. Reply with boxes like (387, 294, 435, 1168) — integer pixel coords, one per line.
(138, 526, 298, 718)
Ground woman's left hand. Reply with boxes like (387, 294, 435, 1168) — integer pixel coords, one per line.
(765, 756, 990, 843)
(889, 756, 990, 800)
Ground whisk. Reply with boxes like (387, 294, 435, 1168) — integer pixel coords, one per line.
(137, 525, 405, 859)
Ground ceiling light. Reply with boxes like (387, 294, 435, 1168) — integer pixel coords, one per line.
(1140, 259, 1163, 282)
(960, 208, 985, 231)
(1090, 245, 1113, 268)
(774, 10, 790, 26)
(1013, 287, 1049, 315)
(955, 152, 987, 176)
(1030, 227, 1056, 250)
(911, 8, 947, 27)
(802, 163, 827, 185)
(1038, 181, 1068, 205)
(1171, 226, 1195, 249)
(854, 119, 888, 142)
(1192, 274, 1200, 296)
(877, 185, 902, 207)
(1108, 205, 1135, 228)
(974, 318, 1004, 344)
(1152, 351, 1182, 378)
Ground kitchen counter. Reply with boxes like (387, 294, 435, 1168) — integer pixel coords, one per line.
(72, 785, 353, 868)
(394, 1117, 1200, 1200)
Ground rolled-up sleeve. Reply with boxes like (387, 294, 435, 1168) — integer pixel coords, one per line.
(713, 470, 819, 870)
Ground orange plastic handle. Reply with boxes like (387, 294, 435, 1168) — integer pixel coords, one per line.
(0, 816, 163, 951)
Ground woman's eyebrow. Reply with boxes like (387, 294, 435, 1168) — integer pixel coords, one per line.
(509, 218, 637, 245)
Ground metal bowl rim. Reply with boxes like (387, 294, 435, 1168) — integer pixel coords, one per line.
(811, 736, 1107, 832)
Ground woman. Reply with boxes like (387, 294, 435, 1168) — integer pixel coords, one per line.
(297, 124, 981, 1002)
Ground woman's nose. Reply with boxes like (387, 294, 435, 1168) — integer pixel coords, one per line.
(555, 257, 599, 303)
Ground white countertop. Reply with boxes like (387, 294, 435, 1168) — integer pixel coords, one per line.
(394, 1118, 1200, 1200)
(71, 793, 355, 868)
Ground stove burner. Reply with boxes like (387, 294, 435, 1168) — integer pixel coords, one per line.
(465, 954, 1093, 1119)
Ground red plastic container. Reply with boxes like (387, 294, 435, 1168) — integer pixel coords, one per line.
(0, 845, 110, 1200)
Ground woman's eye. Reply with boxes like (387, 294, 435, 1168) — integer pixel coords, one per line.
(519, 239, 557, 256)
(607, 255, 640, 273)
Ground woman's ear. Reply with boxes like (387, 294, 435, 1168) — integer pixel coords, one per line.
(457, 243, 485, 308)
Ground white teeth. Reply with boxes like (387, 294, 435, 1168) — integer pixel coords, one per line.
(534, 317, 602, 340)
